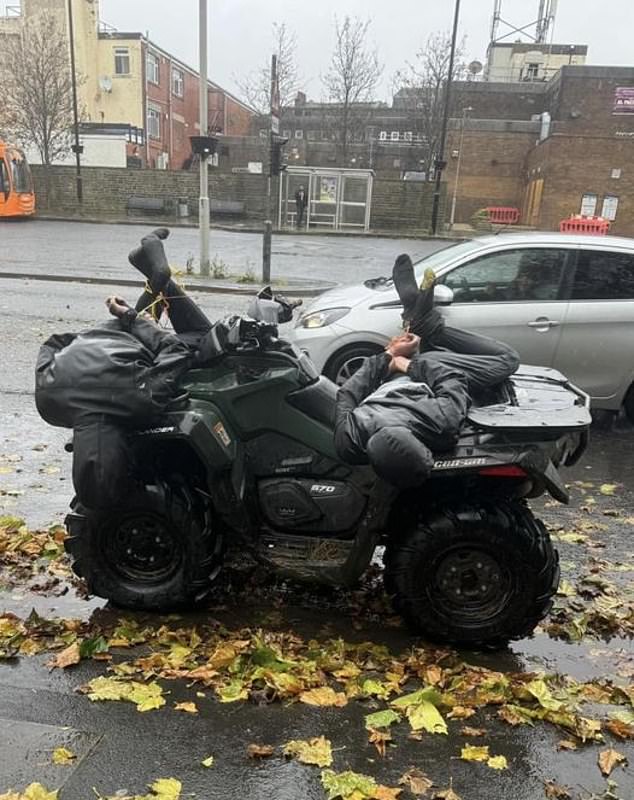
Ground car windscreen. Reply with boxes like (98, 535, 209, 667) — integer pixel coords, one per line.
(413, 239, 484, 275)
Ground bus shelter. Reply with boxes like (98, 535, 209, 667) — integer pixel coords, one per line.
(279, 167, 374, 232)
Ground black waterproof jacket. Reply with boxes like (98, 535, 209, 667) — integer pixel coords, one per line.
(334, 352, 470, 486)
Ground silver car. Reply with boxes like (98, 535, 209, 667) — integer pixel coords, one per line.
(289, 232, 634, 422)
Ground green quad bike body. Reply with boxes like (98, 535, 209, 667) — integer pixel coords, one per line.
(65, 315, 591, 648)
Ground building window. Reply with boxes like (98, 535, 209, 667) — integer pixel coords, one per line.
(147, 105, 161, 140)
(307, 130, 317, 140)
(147, 52, 160, 85)
(601, 195, 619, 221)
(172, 67, 184, 98)
(282, 129, 291, 139)
(390, 131, 400, 141)
(114, 47, 130, 76)
(580, 193, 598, 216)
(259, 129, 268, 139)
(404, 131, 413, 142)
(379, 131, 387, 141)
(525, 63, 540, 81)
(294, 129, 303, 139)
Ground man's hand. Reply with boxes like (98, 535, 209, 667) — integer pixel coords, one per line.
(389, 356, 411, 374)
(386, 333, 420, 358)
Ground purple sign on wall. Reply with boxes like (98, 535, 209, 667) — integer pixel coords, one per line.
(613, 87, 634, 114)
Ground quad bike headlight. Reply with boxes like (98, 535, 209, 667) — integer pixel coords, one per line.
(297, 307, 351, 329)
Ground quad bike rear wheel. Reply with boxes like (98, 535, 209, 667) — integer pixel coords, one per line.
(384, 501, 559, 648)
(65, 479, 223, 610)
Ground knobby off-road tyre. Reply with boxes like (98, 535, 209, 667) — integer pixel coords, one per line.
(65, 480, 223, 611)
(383, 501, 559, 648)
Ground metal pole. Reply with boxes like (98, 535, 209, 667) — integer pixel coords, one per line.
(198, 0, 210, 276)
(262, 54, 277, 284)
(67, 0, 83, 203)
(449, 107, 471, 229)
(431, 0, 461, 235)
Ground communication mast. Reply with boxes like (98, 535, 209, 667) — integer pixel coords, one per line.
(490, 0, 558, 45)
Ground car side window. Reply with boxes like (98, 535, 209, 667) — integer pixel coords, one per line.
(442, 248, 568, 303)
(572, 250, 634, 300)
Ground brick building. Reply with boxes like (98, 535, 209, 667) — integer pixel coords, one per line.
(0, 0, 253, 169)
(446, 65, 634, 235)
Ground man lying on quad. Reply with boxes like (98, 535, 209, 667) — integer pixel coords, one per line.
(333, 255, 520, 488)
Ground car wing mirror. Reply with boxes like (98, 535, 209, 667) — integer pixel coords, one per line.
(434, 284, 454, 306)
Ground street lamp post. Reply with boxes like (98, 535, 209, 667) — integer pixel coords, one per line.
(67, 0, 83, 203)
(198, 0, 211, 276)
(449, 106, 472, 230)
(430, 0, 461, 235)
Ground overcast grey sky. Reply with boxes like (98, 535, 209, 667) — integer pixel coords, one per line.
(98, 0, 634, 102)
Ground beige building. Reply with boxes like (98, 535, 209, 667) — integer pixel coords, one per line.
(485, 42, 588, 83)
(0, 0, 253, 168)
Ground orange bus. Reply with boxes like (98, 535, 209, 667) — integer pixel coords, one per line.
(0, 141, 35, 218)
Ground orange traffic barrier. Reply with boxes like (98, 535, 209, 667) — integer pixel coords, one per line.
(486, 207, 520, 225)
(559, 215, 610, 235)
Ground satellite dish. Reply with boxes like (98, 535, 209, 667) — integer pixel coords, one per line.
(468, 60, 483, 75)
(99, 76, 113, 93)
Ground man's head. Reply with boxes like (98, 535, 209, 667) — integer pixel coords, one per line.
(299, 185, 304, 191)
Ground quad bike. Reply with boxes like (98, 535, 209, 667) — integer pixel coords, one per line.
(62, 268, 592, 649)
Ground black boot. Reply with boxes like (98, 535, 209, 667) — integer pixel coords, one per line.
(392, 253, 444, 341)
(128, 228, 171, 294)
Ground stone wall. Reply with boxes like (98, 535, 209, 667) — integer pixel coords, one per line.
(31, 165, 442, 232)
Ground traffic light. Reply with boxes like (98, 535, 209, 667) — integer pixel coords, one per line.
(270, 135, 289, 176)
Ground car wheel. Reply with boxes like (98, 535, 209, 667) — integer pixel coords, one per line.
(324, 344, 385, 386)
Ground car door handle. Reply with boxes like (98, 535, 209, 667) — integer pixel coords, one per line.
(528, 319, 560, 329)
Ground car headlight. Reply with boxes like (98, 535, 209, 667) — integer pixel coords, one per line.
(296, 307, 351, 329)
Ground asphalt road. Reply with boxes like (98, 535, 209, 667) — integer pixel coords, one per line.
(0, 219, 446, 288)
(0, 275, 633, 799)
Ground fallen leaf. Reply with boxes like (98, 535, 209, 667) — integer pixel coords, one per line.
(51, 747, 75, 765)
(447, 706, 475, 720)
(399, 768, 433, 795)
(48, 642, 80, 669)
(368, 728, 392, 757)
(460, 726, 486, 737)
(365, 709, 400, 730)
(374, 788, 402, 800)
(201, 755, 214, 768)
(460, 745, 489, 763)
(247, 743, 275, 759)
(486, 755, 508, 770)
(0, 785, 59, 800)
(321, 769, 400, 800)
(598, 748, 626, 776)
(599, 484, 618, 496)
(300, 687, 347, 707)
(557, 740, 578, 751)
(283, 736, 333, 767)
(606, 719, 634, 739)
(432, 788, 462, 800)
(174, 702, 198, 714)
(406, 700, 447, 735)
(147, 778, 181, 799)
(544, 781, 572, 799)
(83, 676, 165, 712)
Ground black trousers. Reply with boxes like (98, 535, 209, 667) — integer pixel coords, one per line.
(420, 324, 520, 394)
(136, 279, 212, 349)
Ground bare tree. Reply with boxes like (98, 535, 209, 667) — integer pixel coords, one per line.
(0, 12, 75, 166)
(322, 16, 383, 164)
(237, 22, 303, 114)
(393, 31, 467, 175)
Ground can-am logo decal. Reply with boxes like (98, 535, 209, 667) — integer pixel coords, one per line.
(213, 422, 232, 448)
(433, 457, 489, 470)
(311, 484, 336, 494)
(136, 426, 177, 436)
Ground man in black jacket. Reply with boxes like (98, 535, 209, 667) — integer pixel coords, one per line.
(334, 254, 520, 488)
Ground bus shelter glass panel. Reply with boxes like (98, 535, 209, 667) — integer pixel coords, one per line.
(340, 177, 368, 228)
(309, 174, 338, 229)
(282, 172, 309, 228)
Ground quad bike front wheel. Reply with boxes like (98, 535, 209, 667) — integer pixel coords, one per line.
(65, 479, 223, 610)
(383, 501, 559, 648)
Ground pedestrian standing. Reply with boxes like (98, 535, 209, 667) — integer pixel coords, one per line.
(295, 185, 307, 228)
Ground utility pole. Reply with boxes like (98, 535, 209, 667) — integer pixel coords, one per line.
(198, 0, 210, 276)
(431, 0, 461, 236)
(67, 0, 83, 203)
(449, 107, 472, 230)
(262, 54, 278, 284)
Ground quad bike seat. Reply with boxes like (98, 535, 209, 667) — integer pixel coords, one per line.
(287, 376, 337, 429)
